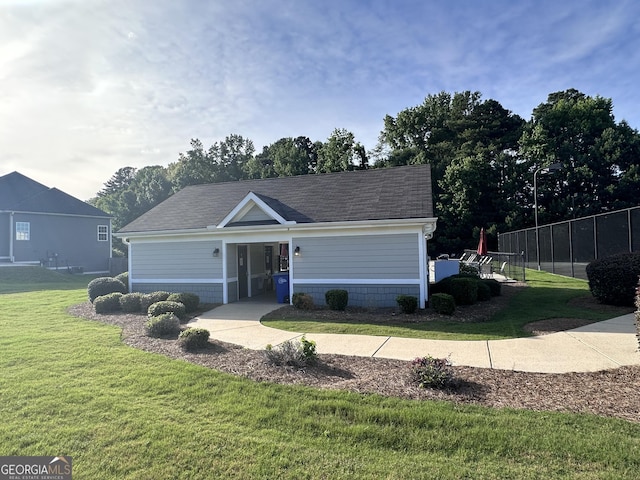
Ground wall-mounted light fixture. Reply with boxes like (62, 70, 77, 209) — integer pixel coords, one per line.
(212, 248, 220, 257)
(294, 246, 301, 256)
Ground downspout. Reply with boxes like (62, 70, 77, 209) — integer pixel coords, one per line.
(9, 212, 14, 262)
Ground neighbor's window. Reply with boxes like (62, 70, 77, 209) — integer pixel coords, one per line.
(97, 225, 109, 241)
(15, 222, 30, 241)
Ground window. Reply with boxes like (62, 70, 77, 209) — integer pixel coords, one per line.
(97, 225, 109, 241)
(15, 222, 30, 241)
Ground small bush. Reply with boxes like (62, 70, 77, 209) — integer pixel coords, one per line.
(167, 292, 200, 313)
(325, 289, 348, 311)
(94, 292, 123, 313)
(459, 262, 480, 277)
(409, 355, 453, 389)
(87, 277, 127, 303)
(120, 292, 143, 312)
(586, 253, 640, 306)
(396, 295, 418, 314)
(448, 277, 478, 305)
(147, 301, 186, 320)
(430, 293, 455, 315)
(476, 282, 492, 302)
(145, 313, 181, 337)
(481, 279, 502, 297)
(292, 292, 315, 310)
(140, 291, 171, 312)
(264, 336, 317, 367)
(114, 272, 129, 292)
(178, 328, 210, 351)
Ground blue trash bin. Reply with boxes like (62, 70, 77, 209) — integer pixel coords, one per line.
(273, 272, 290, 303)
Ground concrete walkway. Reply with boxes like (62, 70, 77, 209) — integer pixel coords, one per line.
(188, 301, 640, 374)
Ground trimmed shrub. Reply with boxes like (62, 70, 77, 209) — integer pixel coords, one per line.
(140, 291, 171, 312)
(431, 293, 455, 315)
(459, 262, 480, 277)
(147, 301, 186, 320)
(292, 292, 315, 310)
(476, 282, 492, 302)
(120, 292, 143, 313)
(94, 292, 123, 313)
(586, 253, 640, 306)
(167, 292, 200, 313)
(114, 272, 129, 292)
(87, 277, 127, 303)
(264, 336, 317, 367)
(178, 328, 210, 351)
(145, 313, 181, 337)
(448, 277, 478, 305)
(325, 289, 348, 311)
(481, 278, 502, 297)
(409, 355, 453, 389)
(396, 295, 418, 314)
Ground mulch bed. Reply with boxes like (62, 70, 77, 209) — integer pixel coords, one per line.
(68, 285, 640, 424)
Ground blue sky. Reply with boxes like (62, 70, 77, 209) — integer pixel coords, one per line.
(1, 0, 639, 200)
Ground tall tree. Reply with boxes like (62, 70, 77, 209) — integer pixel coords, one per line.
(519, 89, 640, 224)
(316, 128, 365, 173)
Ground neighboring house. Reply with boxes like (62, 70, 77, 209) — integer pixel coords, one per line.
(0, 172, 112, 273)
(116, 164, 437, 307)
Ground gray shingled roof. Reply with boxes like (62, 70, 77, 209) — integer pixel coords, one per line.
(119, 164, 433, 233)
(0, 171, 110, 217)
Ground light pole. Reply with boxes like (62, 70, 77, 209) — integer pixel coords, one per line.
(534, 162, 562, 270)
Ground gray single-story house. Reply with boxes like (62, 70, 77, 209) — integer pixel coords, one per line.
(0, 172, 112, 273)
(116, 164, 437, 307)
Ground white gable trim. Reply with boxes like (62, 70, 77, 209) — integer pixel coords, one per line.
(215, 192, 296, 228)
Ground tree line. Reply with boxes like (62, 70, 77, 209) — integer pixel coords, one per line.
(91, 88, 640, 256)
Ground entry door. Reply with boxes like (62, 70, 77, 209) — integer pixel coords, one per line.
(238, 245, 248, 299)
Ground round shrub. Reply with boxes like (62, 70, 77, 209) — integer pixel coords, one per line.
(167, 292, 200, 313)
(476, 282, 492, 302)
(325, 289, 348, 311)
(147, 301, 186, 320)
(430, 293, 455, 315)
(178, 328, 210, 351)
(120, 292, 143, 313)
(396, 295, 418, 314)
(481, 279, 502, 297)
(94, 292, 123, 313)
(145, 313, 181, 337)
(586, 253, 640, 306)
(114, 272, 129, 292)
(292, 292, 315, 310)
(448, 277, 478, 305)
(87, 277, 127, 303)
(140, 291, 171, 312)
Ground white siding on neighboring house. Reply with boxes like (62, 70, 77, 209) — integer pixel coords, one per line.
(292, 233, 420, 280)
(131, 240, 222, 279)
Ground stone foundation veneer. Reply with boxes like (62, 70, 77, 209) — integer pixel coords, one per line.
(293, 284, 421, 308)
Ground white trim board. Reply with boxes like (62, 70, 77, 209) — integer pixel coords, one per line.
(291, 278, 421, 285)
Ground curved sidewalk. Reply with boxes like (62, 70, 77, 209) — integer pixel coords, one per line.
(188, 301, 640, 374)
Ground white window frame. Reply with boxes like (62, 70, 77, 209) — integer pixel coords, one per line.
(15, 222, 30, 241)
(97, 225, 109, 242)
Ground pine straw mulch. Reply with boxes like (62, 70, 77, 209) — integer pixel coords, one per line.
(68, 286, 640, 424)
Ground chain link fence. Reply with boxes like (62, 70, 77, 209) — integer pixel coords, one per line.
(498, 206, 640, 280)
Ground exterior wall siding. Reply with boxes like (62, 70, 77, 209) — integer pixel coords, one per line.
(241, 205, 272, 222)
(133, 282, 223, 304)
(131, 240, 222, 279)
(294, 283, 420, 308)
(0, 213, 9, 257)
(10, 212, 110, 272)
(292, 233, 419, 279)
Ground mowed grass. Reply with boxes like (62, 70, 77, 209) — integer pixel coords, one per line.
(0, 272, 639, 478)
(262, 270, 632, 340)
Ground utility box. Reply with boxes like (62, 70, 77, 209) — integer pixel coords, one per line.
(429, 259, 460, 283)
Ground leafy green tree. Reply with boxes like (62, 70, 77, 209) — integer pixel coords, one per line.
(519, 89, 640, 224)
(317, 128, 365, 173)
(246, 137, 316, 178)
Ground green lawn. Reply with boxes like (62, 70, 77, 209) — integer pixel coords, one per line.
(0, 271, 639, 478)
(262, 270, 632, 340)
